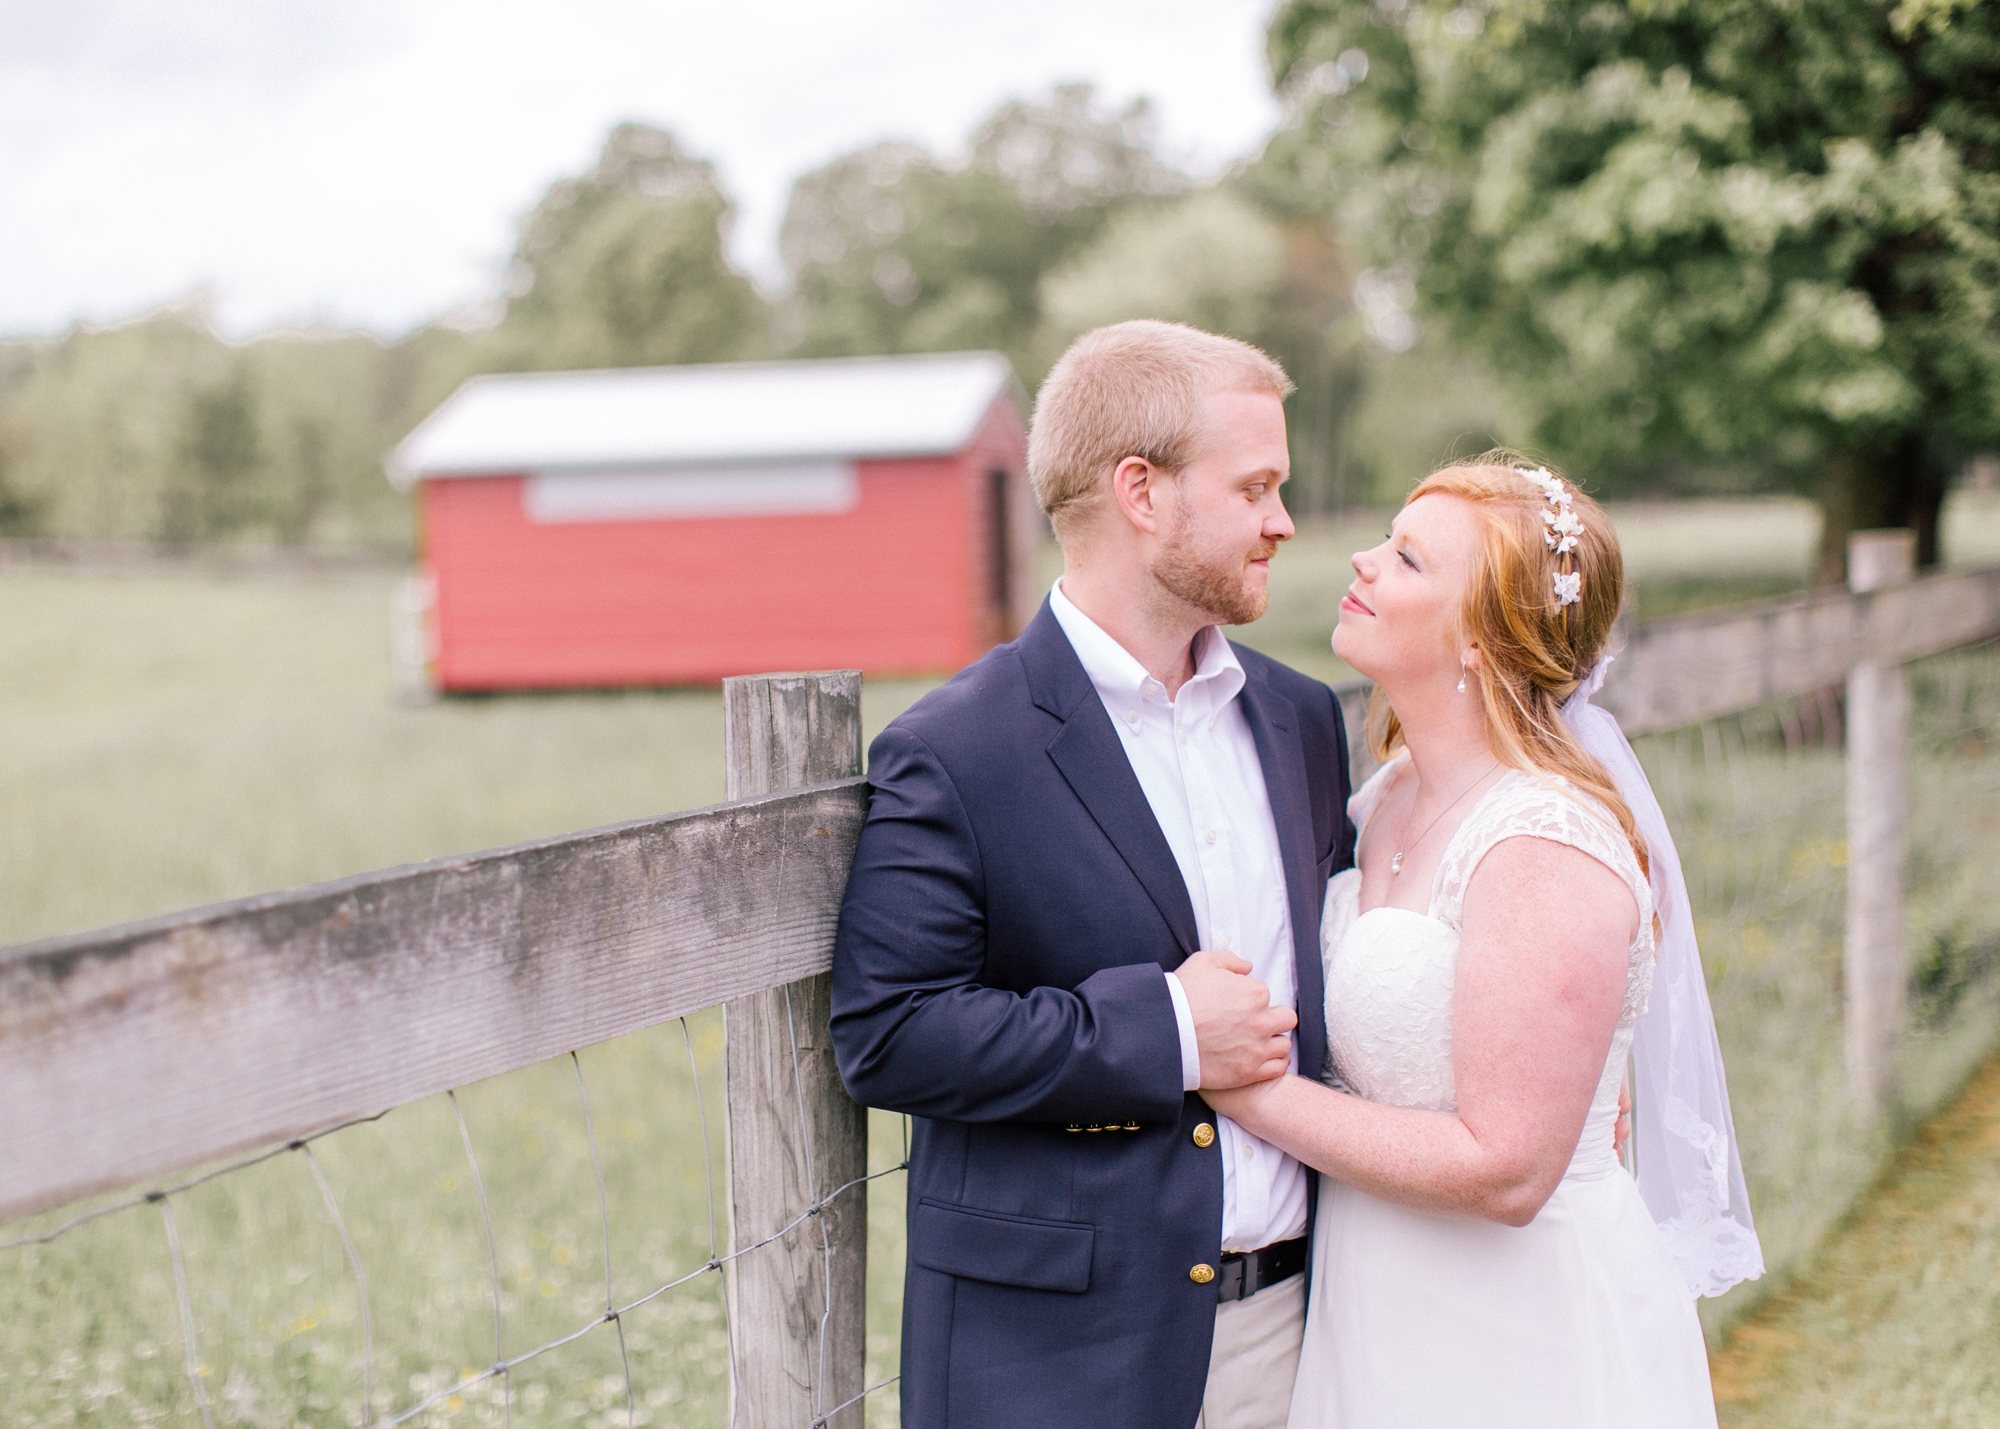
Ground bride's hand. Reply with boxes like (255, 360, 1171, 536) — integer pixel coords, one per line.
(1200, 1076, 1286, 1127)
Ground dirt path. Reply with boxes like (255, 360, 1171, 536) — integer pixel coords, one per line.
(1712, 1048, 2000, 1426)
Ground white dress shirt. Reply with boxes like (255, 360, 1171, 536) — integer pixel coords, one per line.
(1049, 580, 1310, 1252)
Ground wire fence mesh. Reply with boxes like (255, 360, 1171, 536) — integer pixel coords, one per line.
(0, 1005, 910, 1429)
(1632, 639, 2000, 1332)
(5, 642, 1998, 1417)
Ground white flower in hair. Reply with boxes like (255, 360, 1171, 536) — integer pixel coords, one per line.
(1523, 464, 1585, 578)
(1553, 570, 1582, 606)
(1542, 505, 1583, 553)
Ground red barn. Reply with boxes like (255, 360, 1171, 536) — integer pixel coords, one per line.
(387, 351, 1034, 691)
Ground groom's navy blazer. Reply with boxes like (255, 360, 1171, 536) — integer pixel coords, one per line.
(831, 599, 1354, 1429)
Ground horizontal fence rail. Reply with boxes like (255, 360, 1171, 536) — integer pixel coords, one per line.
(1600, 562, 2000, 735)
(0, 776, 867, 1224)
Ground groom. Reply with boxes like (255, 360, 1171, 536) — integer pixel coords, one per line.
(830, 320, 1354, 1429)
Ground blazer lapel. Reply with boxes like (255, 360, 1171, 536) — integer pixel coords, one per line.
(1020, 602, 1201, 962)
(1235, 661, 1328, 1084)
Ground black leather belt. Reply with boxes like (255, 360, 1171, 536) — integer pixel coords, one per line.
(1215, 1236, 1307, 1304)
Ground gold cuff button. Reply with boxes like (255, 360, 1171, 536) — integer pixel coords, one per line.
(1190, 1263, 1216, 1285)
(1192, 1122, 1216, 1148)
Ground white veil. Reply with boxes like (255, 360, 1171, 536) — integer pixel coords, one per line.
(1562, 658, 1766, 1298)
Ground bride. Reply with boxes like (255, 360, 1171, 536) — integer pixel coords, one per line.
(1201, 454, 1763, 1427)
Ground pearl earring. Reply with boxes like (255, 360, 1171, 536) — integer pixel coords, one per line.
(1457, 668, 1468, 694)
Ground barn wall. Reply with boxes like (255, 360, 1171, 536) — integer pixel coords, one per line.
(421, 459, 982, 690)
(956, 393, 1037, 651)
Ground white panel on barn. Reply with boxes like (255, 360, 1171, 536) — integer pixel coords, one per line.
(523, 462, 860, 523)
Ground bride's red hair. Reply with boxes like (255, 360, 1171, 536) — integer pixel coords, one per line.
(1365, 451, 1648, 878)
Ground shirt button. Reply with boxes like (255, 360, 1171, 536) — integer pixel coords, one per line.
(1241, 1144, 1254, 1160)
(1204, 830, 1218, 845)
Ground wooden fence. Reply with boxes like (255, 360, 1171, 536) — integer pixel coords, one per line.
(4, 531, 1999, 1424)
(0, 670, 875, 1429)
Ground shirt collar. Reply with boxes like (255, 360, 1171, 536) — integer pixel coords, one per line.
(1049, 579, 1246, 728)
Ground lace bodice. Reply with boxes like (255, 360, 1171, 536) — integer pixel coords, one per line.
(1323, 756, 1656, 1176)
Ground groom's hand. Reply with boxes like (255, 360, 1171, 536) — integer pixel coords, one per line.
(1177, 950, 1297, 1089)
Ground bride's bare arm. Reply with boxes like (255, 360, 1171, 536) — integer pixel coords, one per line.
(1203, 834, 1636, 1226)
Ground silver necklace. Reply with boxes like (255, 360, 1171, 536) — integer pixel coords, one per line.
(1391, 762, 1501, 876)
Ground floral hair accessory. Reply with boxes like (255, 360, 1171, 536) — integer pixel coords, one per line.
(1521, 466, 1583, 606)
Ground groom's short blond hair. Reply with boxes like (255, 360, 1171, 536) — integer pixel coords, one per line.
(1028, 320, 1293, 541)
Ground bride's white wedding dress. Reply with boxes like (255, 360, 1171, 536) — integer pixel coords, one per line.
(1288, 756, 1717, 1429)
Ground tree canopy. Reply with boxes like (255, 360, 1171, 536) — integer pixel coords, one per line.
(1265, 0, 2000, 572)
(776, 85, 1187, 372)
(491, 124, 766, 370)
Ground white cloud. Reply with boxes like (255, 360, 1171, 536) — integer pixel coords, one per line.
(0, 0, 1279, 338)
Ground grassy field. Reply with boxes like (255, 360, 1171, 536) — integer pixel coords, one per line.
(1711, 1046, 2000, 1426)
(0, 568, 928, 1427)
(1631, 645, 2000, 1340)
(3, 489, 1999, 1427)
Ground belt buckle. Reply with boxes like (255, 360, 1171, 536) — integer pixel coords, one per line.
(1215, 1252, 1248, 1303)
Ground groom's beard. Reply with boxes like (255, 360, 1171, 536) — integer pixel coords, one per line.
(1153, 507, 1276, 627)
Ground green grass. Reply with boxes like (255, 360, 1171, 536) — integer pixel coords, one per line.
(1628, 650, 2000, 1341)
(2, 1015, 739, 1428)
(1710, 1046, 2000, 1426)
(0, 567, 929, 1428)
(0, 568, 932, 948)
(4, 489, 2000, 1425)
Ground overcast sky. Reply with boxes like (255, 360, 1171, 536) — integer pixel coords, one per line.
(1, 0, 1281, 340)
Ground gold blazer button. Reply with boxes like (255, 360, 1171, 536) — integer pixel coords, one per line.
(1190, 1263, 1216, 1284)
(1192, 1122, 1215, 1148)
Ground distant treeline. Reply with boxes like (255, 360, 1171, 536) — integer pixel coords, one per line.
(33, 0, 1985, 572)
(0, 86, 1514, 555)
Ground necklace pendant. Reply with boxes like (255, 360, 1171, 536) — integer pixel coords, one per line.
(1390, 851, 1405, 875)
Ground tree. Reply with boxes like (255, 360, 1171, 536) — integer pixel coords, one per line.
(493, 124, 767, 370)
(970, 83, 1188, 230)
(163, 370, 264, 543)
(776, 143, 1040, 358)
(1037, 187, 1290, 356)
(1031, 185, 1371, 516)
(1265, 0, 2000, 574)
(776, 85, 1186, 377)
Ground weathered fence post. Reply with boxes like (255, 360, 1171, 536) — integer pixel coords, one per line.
(1845, 530, 1916, 1117)
(723, 671, 868, 1429)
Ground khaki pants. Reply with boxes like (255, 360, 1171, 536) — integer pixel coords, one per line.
(1196, 1271, 1307, 1429)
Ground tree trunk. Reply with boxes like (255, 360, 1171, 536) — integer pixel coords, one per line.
(1814, 431, 1951, 583)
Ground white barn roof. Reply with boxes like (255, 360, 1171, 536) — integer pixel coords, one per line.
(386, 350, 1018, 490)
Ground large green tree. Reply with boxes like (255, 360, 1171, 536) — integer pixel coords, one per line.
(492, 124, 767, 370)
(1266, 0, 2000, 574)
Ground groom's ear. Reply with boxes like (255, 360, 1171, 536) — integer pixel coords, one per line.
(1110, 455, 1169, 536)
